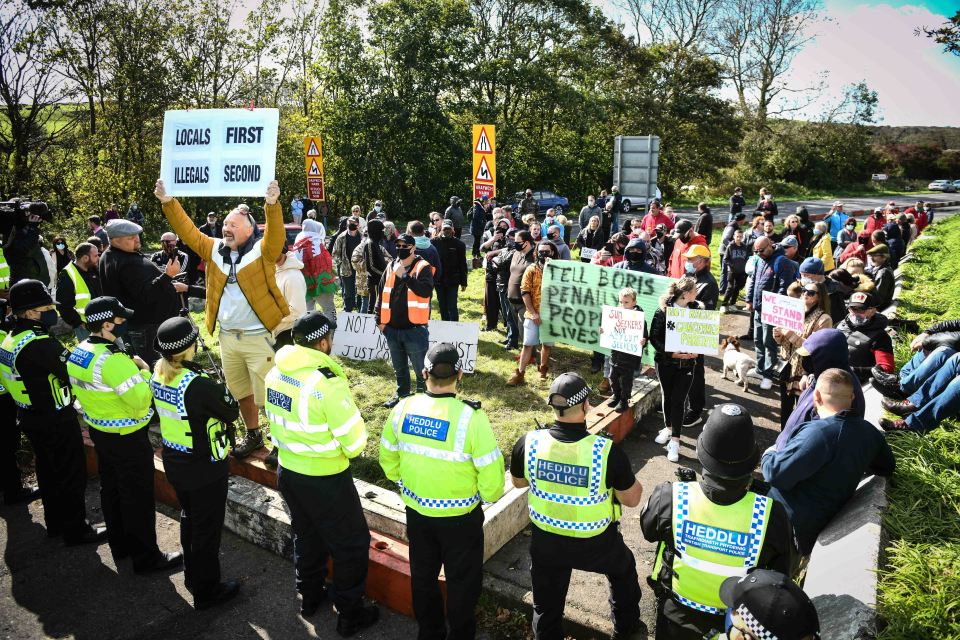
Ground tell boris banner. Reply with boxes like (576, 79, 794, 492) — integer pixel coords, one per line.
(332, 312, 480, 373)
(539, 260, 674, 365)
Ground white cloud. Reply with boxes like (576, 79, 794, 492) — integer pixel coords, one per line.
(785, 1, 960, 126)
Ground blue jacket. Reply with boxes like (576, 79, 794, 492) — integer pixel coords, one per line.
(746, 247, 798, 308)
(762, 410, 895, 554)
(823, 211, 849, 241)
(883, 223, 904, 269)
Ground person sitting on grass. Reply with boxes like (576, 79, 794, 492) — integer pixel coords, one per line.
(872, 319, 960, 399)
(762, 368, 894, 555)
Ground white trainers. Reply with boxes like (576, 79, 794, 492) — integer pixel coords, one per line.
(760, 377, 772, 390)
(666, 439, 680, 463)
(654, 427, 672, 445)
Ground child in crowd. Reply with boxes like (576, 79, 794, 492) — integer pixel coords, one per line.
(606, 287, 647, 412)
(721, 228, 749, 312)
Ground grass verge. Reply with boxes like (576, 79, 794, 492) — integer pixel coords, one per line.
(876, 215, 960, 639)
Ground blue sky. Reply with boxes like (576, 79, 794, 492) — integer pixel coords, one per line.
(784, 0, 959, 126)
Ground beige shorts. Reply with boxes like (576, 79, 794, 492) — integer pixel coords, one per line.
(220, 330, 276, 405)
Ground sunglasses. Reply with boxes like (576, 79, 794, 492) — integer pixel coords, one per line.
(395, 243, 411, 249)
(802, 290, 818, 297)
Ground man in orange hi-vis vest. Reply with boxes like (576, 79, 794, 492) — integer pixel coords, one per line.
(375, 232, 435, 409)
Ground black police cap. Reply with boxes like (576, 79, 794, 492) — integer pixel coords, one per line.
(546, 372, 592, 410)
(424, 342, 460, 378)
(8, 279, 56, 312)
(293, 311, 336, 346)
(83, 296, 134, 324)
(719, 569, 820, 640)
(154, 316, 199, 356)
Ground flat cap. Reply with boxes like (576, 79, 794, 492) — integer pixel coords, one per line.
(105, 219, 143, 239)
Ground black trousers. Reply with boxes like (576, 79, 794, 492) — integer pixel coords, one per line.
(174, 476, 228, 599)
(483, 279, 500, 329)
(471, 234, 482, 258)
(406, 505, 484, 640)
(722, 273, 747, 307)
(0, 394, 25, 498)
(610, 365, 635, 403)
(655, 362, 695, 438)
(779, 383, 797, 430)
(530, 526, 641, 640)
(128, 323, 160, 368)
(20, 412, 89, 539)
(88, 427, 161, 568)
(278, 466, 370, 613)
(687, 356, 706, 416)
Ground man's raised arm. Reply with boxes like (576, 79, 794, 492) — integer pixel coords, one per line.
(261, 180, 284, 262)
(154, 180, 214, 260)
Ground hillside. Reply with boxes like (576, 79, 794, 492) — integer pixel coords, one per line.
(869, 125, 960, 149)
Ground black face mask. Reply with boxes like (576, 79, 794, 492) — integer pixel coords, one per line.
(396, 247, 411, 259)
(506, 240, 517, 250)
(656, 230, 664, 238)
(627, 251, 643, 262)
(348, 223, 358, 231)
(537, 252, 552, 262)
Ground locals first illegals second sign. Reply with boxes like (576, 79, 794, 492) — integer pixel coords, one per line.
(160, 108, 280, 197)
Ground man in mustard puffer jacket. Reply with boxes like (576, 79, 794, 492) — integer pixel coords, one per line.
(155, 179, 290, 458)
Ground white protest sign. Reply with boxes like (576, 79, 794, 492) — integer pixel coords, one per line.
(332, 312, 480, 373)
(664, 306, 721, 356)
(598, 305, 646, 356)
(761, 291, 805, 333)
(160, 108, 280, 197)
(580, 247, 597, 261)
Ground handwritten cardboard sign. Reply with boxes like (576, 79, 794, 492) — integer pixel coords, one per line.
(761, 291, 805, 333)
(598, 305, 647, 356)
(664, 306, 722, 356)
(332, 312, 479, 373)
(160, 108, 279, 197)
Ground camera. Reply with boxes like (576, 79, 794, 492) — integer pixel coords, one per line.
(0, 198, 52, 229)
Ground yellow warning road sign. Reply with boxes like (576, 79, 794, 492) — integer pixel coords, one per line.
(472, 124, 495, 200)
(303, 136, 325, 201)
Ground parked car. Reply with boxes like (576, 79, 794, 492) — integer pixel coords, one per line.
(510, 190, 570, 217)
(257, 223, 302, 249)
(928, 180, 957, 193)
(953, 179, 960, 191)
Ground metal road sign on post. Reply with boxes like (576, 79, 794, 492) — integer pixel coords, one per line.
(472, 125, 496, 200)
(304, 136, 325, 201)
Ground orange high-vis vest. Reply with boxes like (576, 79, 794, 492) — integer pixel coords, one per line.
(380, 259, 432, 325)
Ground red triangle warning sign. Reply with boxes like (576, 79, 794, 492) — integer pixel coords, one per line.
(307, 140, 320, 157)
(475, 157, 492, 182)
(308, 159, 322, 176)
(475, 128, 492, 154)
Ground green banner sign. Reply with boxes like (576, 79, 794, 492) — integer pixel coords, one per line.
(539, 260, 676, 365)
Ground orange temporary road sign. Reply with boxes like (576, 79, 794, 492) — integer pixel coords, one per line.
(304, 136, 325, 201)
(472, 125, 495, 200)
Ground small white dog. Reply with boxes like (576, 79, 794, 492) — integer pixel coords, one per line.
(720, 336, 756, 390)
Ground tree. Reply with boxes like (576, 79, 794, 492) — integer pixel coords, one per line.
(0, 2, 79, 194)
(919, 9, 960, 56)
(713, 0, 821, 128)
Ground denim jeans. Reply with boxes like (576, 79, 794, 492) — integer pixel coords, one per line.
(753, 311, 778, 378)
(718, 255, 727, 293)
(436, 285, 460, 321)
(900, 346, 956, 394)
(907, 351, 960, 431)
(498, 289, 518, 345)
(340, 275, 360, 313)
(384, 325, 429, 397)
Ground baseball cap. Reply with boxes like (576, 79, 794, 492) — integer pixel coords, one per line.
(779, 236, 799, 249)
(293, 311, 336, 346)
(675, 220, 693, 235)
(397, 233, 416, 246)
(546, 372, 591, 412)
(846, 290, 876, 310)
(719, 569, 820, 640)
(799, 257, 824, 275)
(441, 219, 454, 229)
(424, 342, 460, 378)
(683, 244, 711, 259)
(83, 296, 134, 323)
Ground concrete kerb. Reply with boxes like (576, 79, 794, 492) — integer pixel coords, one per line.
(802, 224, 937, 638)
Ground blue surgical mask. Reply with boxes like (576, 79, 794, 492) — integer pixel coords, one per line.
(39, 309, 59, 327)
(685, 262, 696, 275)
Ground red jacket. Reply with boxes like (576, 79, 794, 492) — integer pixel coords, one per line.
(667, 233, 708, 278)
(863, 213, 886, 235)
(640, 213, 675, 235)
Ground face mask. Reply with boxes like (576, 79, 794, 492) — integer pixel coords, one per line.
(374, 206, 382, 213)
(111, 321, 128, 337)
(537, 253, 551, 264)
(846, 225, 855, 231)
(348, 223, 358, 231)
(656, 230, 664, 238)
(396, 247, 411, 260)
(801, 277, 815, 286)
(813, 228, 823, 236)
(506, 240, 517, 250)
(39, 309, 59, 327)
(56, 243, 66, 250)
(627, 252, 643, 262)
(848, 312, 869, 327)
(684, 262, 696, 275)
